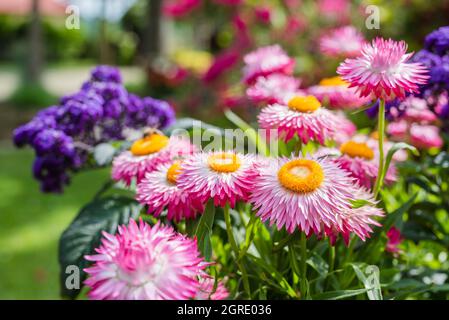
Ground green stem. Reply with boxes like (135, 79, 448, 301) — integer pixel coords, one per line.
(224, 203, 251, 298)
(373, 99, 386, 198)
(299, 232, 308, 298)
(326, 242, 335, 290)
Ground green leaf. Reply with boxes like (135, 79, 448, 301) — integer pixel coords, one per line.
(58, 196, 141, 299)
(381, 142, 419, 187)
(383, 193, 418, 231)
(350, 198, 376, 209)
(312, 288, 370, 300)
(350, 263, 383, 300)
(195, 199, 215, 261)
(163, 117, 224, 135)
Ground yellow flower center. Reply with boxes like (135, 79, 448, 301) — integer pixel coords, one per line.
(287, 96, 321, 113)
(278, 159, 324, 193)
(340, 141, 374, 160)
(208, 152, 241, 173)
(130, 134, 169, 156)
(319, 76, 349, 87)
(166, 161, 182, 184)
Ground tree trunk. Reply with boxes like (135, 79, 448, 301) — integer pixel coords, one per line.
(27, 0, 43, 83)
(143, 0, 162, 63)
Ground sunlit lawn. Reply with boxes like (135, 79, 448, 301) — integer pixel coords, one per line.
(0, 145, 108, 299)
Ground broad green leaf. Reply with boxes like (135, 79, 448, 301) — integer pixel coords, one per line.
(58, 196, 141, 299)
(195, 200, 215, 261)
(350, 263, 383, 300)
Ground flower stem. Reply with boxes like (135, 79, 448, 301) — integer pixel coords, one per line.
(224, 203, 251, 298)
(299, 232, 308, 298)
(373, 99, 386, 198)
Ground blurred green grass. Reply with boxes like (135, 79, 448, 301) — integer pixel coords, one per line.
(0, 145, 108, 299)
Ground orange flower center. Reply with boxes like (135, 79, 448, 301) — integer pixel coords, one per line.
(288, 96, 321, 113)
(130, 134, 169, 156)
(166, 161, 182, 184)
(319, 76, 349, 87)
(340, 141, 374, 160)
(208, 152, 241, 173)
(278, 159, 324, 193)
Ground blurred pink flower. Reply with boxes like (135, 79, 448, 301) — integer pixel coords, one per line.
(202, 50, 240, 82)
(386, 227, 403, 254)
(242, 45, 295, 84)
(333, 111, 357, 144)
(163, 0, 201, 18)
(213, 0, 243, 5)
(318, 0, 350, 23)
(402, 97, 437, 123)
(410, 124, 443, 149)
(255, 6, 271, 24)
(246, 74, 302, 105)
(387, 120, 408, 140)
(319, 26, 366, 58)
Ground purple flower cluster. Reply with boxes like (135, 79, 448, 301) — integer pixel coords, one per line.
(13, 66, 176, 193)
(413, 26, 449, 98)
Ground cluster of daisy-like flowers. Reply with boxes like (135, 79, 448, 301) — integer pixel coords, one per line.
(85, 35, 432, 300)
(13, 66, 175, 192)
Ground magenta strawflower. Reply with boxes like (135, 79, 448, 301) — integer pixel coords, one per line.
(177, 151, 257, 208)
(250, 155, 358, 235)
(246, 74, 302, 105)
(308, 76, 372, 109)
(258, 95, 338, 144)
(84, 219, 206, 300)
(386, 226, 403, 254)
(196, 278, 229, 300)
(242, 45, 295, 84)
(337, 38, 429, 100)
(136, 161, 204, 221)
(112, 134, 196, 185)
(319, 26, 366, 58)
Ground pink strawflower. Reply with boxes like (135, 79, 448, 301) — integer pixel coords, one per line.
(242, 45, 295, 84)
(196, 278, 229, 300)
(324, 188, 383, 244)
(319, 26, 366, 58)
(163, 0, 201, 18)
(250, 155, 358, 235)
(177, 151, 257, 208)
(112, 134, 196, 186)
(136, 161, 204, 222)
(84, 219, 206, 300)
(258, 95, 338, 144)
(410, 124, 443, 149)
(334, 135, 397, 189)
(246, 74, 302, 105)
(386, 226, 403, 254)
(337, 38, 429, 100)
(308, 76, 372, 109)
